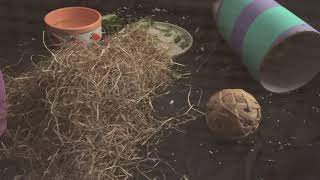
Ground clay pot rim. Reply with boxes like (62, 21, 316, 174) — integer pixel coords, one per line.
(44, 7, 102, 34)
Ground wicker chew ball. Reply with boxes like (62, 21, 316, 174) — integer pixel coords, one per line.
(206, 89, 261, 140)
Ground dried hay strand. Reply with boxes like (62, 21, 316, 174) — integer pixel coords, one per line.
(1, 24, 176, 179)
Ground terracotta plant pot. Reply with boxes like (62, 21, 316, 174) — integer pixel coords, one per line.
(44, 7, 102, 44)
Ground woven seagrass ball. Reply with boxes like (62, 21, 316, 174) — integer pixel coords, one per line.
(206, 89, 261, 140)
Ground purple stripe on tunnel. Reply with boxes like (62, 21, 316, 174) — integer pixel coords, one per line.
(230, 0, 280, 54)
(271, 24, 319, 48)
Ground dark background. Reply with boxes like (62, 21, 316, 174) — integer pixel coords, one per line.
(0, 0, 320, 180)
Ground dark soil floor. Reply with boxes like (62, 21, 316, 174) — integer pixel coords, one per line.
(0, 0, 320, 180)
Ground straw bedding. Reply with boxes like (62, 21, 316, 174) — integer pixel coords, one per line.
(1, 24, 177, 179)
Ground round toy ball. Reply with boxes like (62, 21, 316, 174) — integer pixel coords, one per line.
(206, 89, 261, 140)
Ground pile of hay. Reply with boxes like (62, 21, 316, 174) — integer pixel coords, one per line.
(2, 24, 176, 179)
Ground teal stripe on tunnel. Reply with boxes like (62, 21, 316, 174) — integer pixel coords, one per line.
(217, 0, 253, 40)
(242, 6, 305, 79)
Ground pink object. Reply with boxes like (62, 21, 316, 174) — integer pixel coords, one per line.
(0, 71, 7, 137)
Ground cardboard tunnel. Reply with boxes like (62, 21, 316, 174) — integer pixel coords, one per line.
(213, 0, 320, 93)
